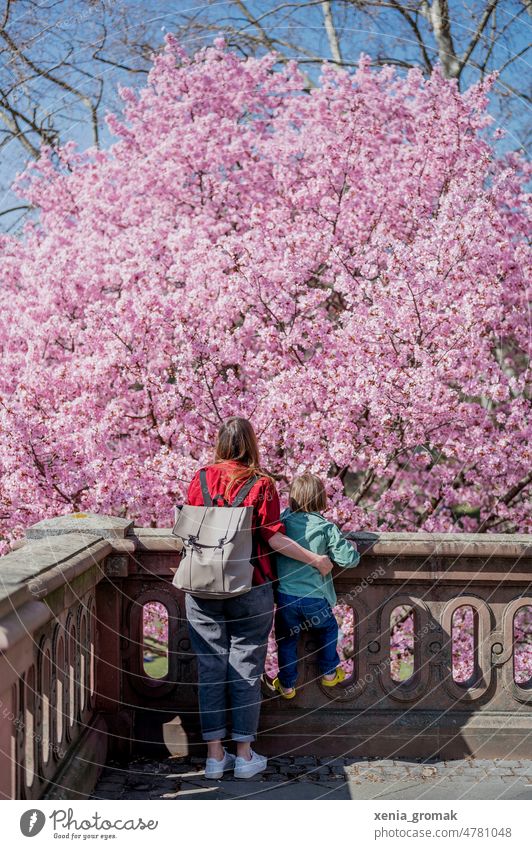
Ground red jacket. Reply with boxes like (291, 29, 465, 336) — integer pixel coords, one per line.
(186, 460, 285, 585)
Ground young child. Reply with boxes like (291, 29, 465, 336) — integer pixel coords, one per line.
(273, 472, 360, 698)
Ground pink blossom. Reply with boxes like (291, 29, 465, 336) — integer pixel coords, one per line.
(0, 38, 529, 676)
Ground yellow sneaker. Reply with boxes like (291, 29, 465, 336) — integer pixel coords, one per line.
(321, 667, 346, 687)
(273, 677, 296, 699)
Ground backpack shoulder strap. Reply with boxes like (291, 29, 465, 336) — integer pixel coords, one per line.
(231, 475, 260, 508)
(199, 469, 213, 506)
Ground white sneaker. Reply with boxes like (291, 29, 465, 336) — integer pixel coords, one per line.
(234, 749, 267, 779)
(204, 748, 236, 779)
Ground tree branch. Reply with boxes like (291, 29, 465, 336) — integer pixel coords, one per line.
(0, 24, 101, 146)
(478, 469, 532, 531)
(420, 0, 459, 77)
(321, 1, 343, 63)
(458, 0, 498, 76)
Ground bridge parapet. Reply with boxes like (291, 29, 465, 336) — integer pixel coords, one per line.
(0, 514, 530, 798)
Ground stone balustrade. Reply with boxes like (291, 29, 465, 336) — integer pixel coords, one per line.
(0, 513, 530, 799)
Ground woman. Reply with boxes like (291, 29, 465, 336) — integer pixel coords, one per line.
(184, 416, 334, 779)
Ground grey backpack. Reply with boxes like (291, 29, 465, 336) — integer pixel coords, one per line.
(171, 469, 259, 599)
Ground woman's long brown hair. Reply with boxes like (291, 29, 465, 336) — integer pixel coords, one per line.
(213, 417, 274, 500)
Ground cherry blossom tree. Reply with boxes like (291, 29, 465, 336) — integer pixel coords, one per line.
(0, 35, 530, 559)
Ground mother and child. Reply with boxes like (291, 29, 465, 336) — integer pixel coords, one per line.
(180, 416, 360, 779)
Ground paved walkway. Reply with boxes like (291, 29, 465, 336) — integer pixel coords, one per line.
(91, 755, 532, 801)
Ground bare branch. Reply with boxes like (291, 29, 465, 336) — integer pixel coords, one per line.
(0, 99, 44, 157)
(0, 204, 31, 217)
(496, 43, 531, 78)
(321, 1, 343, 63)
(458, 0, 498, 76)
(0, 23, 101, 145)
(387, 0, 433, 74)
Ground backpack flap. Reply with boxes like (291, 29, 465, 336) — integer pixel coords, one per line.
(172, 504, 207, 541)
(172, 503, 250, 548)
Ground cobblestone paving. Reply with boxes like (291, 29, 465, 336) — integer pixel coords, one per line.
(91, 755, 532, 801)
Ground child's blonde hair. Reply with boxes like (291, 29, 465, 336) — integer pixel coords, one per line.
(289, 472, 327, 514)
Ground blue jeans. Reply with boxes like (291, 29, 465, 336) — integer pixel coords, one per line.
(275, 591, 340, 687)
(185, 582, 274, 742)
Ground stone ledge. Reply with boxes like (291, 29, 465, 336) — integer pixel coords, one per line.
(0, 535, 112, 620)
(0, 533, 107, 586)
(7, 515, 532, 559)
(124, 527, 532, 559)
(25, 512, 134, 541)
(119, 531, 183, 552)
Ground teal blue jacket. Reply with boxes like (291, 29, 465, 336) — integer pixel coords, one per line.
(276, 508, 360, 605)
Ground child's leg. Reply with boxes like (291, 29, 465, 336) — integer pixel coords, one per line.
(274, 592, 302, 688)
(305, 598, 341, 677)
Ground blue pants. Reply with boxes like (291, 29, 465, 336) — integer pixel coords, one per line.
(275, 590, 340, 687)
(186, 582, 274, 742)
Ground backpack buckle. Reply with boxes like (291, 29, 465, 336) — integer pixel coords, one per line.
(187, 534, 201, 551)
